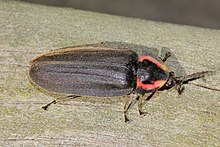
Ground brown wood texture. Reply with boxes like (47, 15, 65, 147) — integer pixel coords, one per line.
(0, 1, 219, 146)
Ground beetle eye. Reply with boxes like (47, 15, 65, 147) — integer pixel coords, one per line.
(166, 78, 176, 87)
(166, 81, 172, 86)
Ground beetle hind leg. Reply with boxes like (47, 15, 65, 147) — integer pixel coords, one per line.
(42, 95, 80, 110)
(42, 100, 57, 110)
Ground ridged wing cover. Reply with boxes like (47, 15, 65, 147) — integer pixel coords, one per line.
(29, 47, 138, 97)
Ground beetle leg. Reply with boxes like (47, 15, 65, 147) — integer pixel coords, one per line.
(42, 100, 56, 110)
(145, 90, 157, 101)
(42, 95, 80, 110)
(138, 90, 157, 116)
(162, 52, 171, 62)
(124, 92, 136, 122)
(138, 95, 145, 116)
(176, 84, 185, 94)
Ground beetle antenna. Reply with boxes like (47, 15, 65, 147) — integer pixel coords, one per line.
(188, 83, 220, 92)
(176, 71, 217, 83)
(175, 71, 219, 93)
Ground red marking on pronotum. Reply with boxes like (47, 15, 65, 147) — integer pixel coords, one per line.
(137, 78, 167, 91)
(139, 55, 168, 71)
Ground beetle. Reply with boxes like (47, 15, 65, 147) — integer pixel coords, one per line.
(29, 43, 219, 122)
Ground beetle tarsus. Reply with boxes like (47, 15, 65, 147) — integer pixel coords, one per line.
(162, 52, 171, 62)
(139, 110, 146, 116)
(42, 100, 57, 110)
(42, 95, 80, 110)
(176, 84, 185, 94)
(124, 115, 130, 123)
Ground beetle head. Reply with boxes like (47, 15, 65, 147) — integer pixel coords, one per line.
(162, 70, 219, 93)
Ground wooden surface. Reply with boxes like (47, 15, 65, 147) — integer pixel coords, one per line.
(0, 0, 220, 146)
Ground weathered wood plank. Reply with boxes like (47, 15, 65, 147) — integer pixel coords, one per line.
(0, 0, 219, 146)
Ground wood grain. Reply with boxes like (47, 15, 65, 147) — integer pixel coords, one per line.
(0, 1, 219, 146)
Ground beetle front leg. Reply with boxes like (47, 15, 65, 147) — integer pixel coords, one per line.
(162, 52, 171, 62)
(138, 90, 157, 116)
(138, 95, 145, 116)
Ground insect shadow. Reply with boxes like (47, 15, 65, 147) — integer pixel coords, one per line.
(101, 41, 186, 77)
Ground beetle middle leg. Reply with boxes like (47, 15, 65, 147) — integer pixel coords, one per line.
(124, 92, 137, 122)
(138, 90, 157, 116)
(42, 95, 80, 110)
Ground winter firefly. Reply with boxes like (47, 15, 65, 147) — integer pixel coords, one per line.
(29, 43, 219, 122)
